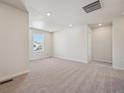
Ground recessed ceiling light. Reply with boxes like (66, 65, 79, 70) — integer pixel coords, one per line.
(46, 12, 51, 16)
(69, 24, 73, 27)
(98, 24, 102, 26)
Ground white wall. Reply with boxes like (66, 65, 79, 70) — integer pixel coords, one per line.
(0, 3, 29, 81)
(53, 25, 89, 63)
(29, 28, 53, 60)
(92, 26, 112, 63)
(88, 27, 92, 62)
(113, 17, 124, 69)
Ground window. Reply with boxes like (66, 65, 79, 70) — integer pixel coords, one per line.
(33, 34, 44, 53)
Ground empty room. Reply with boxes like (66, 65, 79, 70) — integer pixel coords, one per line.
(0, 0, 124, 93)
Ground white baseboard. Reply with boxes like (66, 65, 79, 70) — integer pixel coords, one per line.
(53, 56, 88, 63)
(93, 58, 112, 63)
(29, 56, 52, 61)
(0, 70, 29, 82)
(113, 66, 124, 70)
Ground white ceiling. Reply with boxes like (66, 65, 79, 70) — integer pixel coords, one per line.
(1, 0, 124, 32)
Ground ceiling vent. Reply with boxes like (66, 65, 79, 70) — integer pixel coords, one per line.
(82, 0, 102, 13)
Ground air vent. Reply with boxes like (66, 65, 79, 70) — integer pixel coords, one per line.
(83, 0, 102, 13)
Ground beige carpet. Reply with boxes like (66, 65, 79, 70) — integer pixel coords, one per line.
(0, 58, 124, 93)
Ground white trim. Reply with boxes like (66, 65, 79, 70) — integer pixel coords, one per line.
(29, 27, 51, 32)
(113, 66, 124, 70)
(0, 70, 29, 82)
(53, 56, 88, 63)
(93, 58, 112, 63)
(29, 56, 52, 61)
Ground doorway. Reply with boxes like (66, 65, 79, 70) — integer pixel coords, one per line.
(90, 25, 112, 66)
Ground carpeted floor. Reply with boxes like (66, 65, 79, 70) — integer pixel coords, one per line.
(0, 58, 124, 93)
